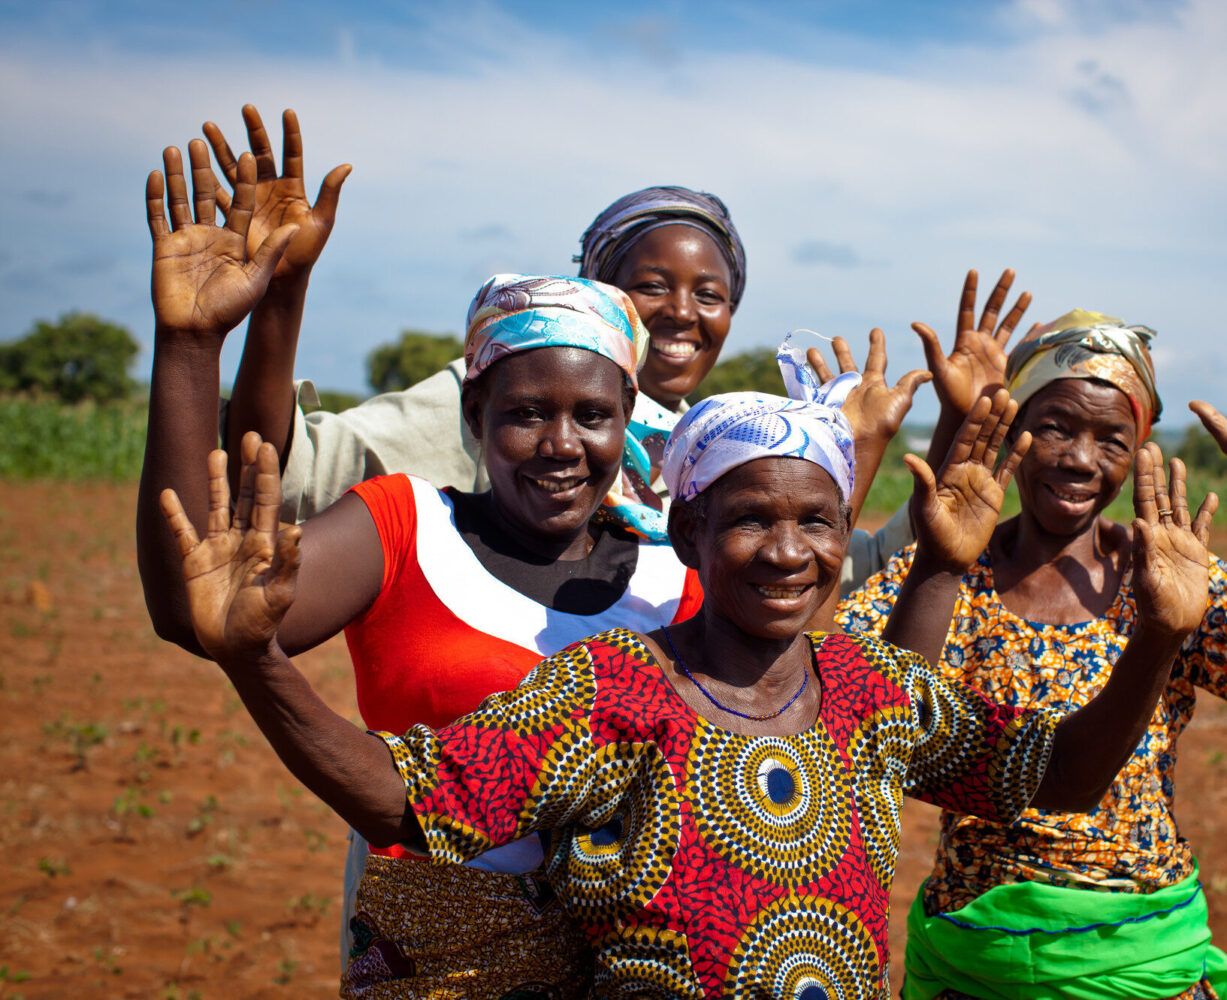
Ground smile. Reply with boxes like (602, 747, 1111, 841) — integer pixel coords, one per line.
(529, 476, 586, 495)
(753, 584, 811, 600)
(1045, 484, 1096, 504)
(650, 338, 698, 359)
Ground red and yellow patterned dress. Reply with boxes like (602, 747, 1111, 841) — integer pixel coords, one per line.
(376, 627, 1056, 999)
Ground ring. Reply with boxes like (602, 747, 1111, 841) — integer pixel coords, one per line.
(1156, 508, 1173, 517)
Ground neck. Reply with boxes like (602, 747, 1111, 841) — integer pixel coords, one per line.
(999, 510, 1112, 574)
(482, 492, 594, 562)
(671, 606, 814, 698)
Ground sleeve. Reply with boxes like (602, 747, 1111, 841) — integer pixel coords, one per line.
(902, 653, 1060, 824)
(835, 543, 917, 636)
(279, 360, 485, 522)
(346, 474, 416, 597)
(1175, 555, 1227, 700)
(839, 504, 915, 597)
(374, 640, 637, 865)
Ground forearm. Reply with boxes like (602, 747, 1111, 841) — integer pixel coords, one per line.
(849, 437, 888, 525)
(880, 549, 962, 665)
(226, 274, 309, 478)
(1032, 624, 1186, 812)
(137, 332, 226, 652)
(220, 640, 417, 847)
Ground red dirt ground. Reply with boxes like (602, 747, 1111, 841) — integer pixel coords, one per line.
(0, 482, 1223, 998)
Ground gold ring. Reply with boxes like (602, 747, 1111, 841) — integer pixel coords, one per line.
(1156, 508, 1173, 517)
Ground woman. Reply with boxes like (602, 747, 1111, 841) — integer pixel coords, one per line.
(840, 309, 1227, 998)
(134, 142, 706, 996)
(160, 330, 1210, 998)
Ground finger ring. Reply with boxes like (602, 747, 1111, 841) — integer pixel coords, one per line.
(1156, 508, 1173, 517)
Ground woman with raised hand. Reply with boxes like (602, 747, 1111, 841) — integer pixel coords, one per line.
(135, 139, 710, 995)
(840, 310, 1227, 999)
(161, 326, 1211, 997)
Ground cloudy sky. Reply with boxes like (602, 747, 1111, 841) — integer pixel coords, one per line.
(2, 0, 1224, 422)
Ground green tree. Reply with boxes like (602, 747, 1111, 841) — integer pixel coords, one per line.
(366, 330, 464, 394)
(686, 347, 787, 403)
(0, 312, 140, 403)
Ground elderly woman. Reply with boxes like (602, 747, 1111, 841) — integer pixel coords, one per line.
(840, 310, 1227, 998)
(160, 320, 1210, 997)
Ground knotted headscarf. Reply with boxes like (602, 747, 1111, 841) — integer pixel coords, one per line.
(464, 274, 648, 388)
(1005, 309, 1161, 442)
(574, 186, 747, 308)
(662, 334, 860, 503)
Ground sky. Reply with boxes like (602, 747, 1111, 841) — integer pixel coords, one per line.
(1, 0, 1224, 424)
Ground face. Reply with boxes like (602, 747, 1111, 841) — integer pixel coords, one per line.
(613, 224, 734, 409)
(674, 458, 849, 640)
(463, 347, 631, 553)
(1012, 379, 1138, 538)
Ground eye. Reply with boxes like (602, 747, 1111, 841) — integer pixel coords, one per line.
(510, 405, 544, 422)
(578, 407, 614, 427)
(633, 281, 667, 296)
(695, 287, 727, 306)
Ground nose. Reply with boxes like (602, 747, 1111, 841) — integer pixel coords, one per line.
(661, 287, 697, 327)
(1061, 430, 1097, 472)
(538, 416, 584, 461)
(760, 521, 809, 572)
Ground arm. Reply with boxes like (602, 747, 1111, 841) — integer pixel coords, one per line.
(1189, 400, 1227, 455)
(204, 106, 350, 475)
(912, 268, 1031, 470)
(1030, 445, 1217, 811)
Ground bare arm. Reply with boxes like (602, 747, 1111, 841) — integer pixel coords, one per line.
(1031, 446, 1217, 811)
(206, 106, 350, 476)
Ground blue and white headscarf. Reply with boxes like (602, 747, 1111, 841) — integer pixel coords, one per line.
(661, 334, 860, 503)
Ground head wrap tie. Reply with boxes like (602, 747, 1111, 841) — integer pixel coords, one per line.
(464, 274, 648, 388)
(662, 333, 860, 503)
(1005, 308, 1161, 442)
(574, 186, 747, 307)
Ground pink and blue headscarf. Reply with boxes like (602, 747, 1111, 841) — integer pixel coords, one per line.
(662, 334, 860, 503)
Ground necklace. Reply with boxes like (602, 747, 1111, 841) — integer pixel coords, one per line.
(660, 625, 808, 722)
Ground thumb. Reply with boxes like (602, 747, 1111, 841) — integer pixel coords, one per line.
(903, 453, 937, 509)
(314, 163, 352, 225)
(893, 368, 933, 402)
(912, 322, 946, 378)
(247, 223, 300, 283)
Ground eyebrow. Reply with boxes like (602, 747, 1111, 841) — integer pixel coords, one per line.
(631, 264, 729, 286)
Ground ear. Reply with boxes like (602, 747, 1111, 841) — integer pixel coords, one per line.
(667, 500, 703, 571)
(460, 380, 485, 443)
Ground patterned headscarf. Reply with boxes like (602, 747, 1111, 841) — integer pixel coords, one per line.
(464, 274, 648, 388)
(1005, 309, 1161, 442)
(574, 186, 747, 308)
(662, 334, 860, 503)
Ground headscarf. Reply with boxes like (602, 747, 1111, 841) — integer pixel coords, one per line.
(662, 333, 860, 503)
(464, 274, 648, 388)
(1005, 308, 1161, 442)
(574, 186, 747, 308)
(462, 274, 670, 542)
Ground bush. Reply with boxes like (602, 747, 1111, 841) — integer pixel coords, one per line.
(0, 313, 140, 403)
(0, 396, 146, 480)
(366, 330, 463, 395)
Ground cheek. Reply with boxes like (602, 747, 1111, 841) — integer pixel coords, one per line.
(699, 306, 732, 347)
(627, 293, 662, 329)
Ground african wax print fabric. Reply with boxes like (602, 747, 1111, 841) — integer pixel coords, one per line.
(1005, 308, 1161, 441)
(376, 628, 1057, 999)
(575, 186, 747, 306)
(662, 333, 860, 503)
(463, 274, 648, 389)
(837, 545, 1227, 995)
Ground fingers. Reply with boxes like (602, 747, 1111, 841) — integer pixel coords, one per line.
(314, 163, 352, 226)
(981, 392, 1019, 465)
(806, 346, 835, 384)
(945, 393, 995, 468)
(995, 430, 1031, 490)
(252, 441, 283, 542)
(1189, 400, 1227, 454)
(242, 104, 277, 180)
(831, 336, 857, 374)
(903, 453, 937, 506)
(224, 152, 258, 244)
(202, 120, 239, 186)
(894, 369, 933, 402)
(957, 269, 978, 336)
(1168, 457, 1191, 530)
(213, 180, 232, 218)
(162, 146, 191, 230)
(247, 223, 300, 286)
(233, 431, 264, 532)
(145, 170, 169, 239)
(187, 139, 217, 227)
(1193, 493, 1219, 547)
(269, 523, 304, 594)
(862, 327, 887, 377)
(281, 108, 303, 180)
(159, 488, 202, 558)
(912, 322, 947, 379)
(1132, 442, 1161, 523)
(977, 268, 1015, 335)
(205, 449, 232, 538)
(995, 290, 1032, 347)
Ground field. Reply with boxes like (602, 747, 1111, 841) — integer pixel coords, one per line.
(1, 404, 1226, 996)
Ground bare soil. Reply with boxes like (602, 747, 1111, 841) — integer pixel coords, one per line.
(0, 482, 1223, 998)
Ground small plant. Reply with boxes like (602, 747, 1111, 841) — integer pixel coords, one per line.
(37, 857, 71, 878)
(170, 885, 212, 908)
(112, 786, 154, 819)
(273, 957, 298, 985)
(42, 713, 108, 770)
(187, 794, 219, 836)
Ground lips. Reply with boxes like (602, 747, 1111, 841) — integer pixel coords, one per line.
(753, 583, 812, 601)
(1043, 482, 1097, 509)
(527, 475, 587, 497)
(649, 337, 699, 363)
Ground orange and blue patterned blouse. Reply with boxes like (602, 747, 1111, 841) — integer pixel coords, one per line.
(838, 544, 1227, 915)
(377, 627, 1057, 998)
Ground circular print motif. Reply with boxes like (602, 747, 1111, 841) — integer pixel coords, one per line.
(724, 893, 879, 999)
(684, 722, 851, 889)
(845, 704, 911, 886)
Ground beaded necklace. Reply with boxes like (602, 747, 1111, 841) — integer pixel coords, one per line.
(660, 625, 808, 722)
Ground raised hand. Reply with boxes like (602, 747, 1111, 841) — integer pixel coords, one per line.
(204, 105, 351, 282)
(159, 434, 302, 662)
(1131, 443, 1216, 638)
(913, 269, 1032, 420)
(907, 389, 1030, 572)
(1189, 400, 1227, 456)
(148, 142, 299, 337)
(806, 328, 932, 450)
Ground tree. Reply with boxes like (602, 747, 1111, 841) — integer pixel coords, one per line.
(0, 312, 140, 403)
(367, 330, 464, 395)
(686, 347, 787, 403)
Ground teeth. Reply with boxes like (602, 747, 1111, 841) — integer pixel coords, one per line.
(755, 585, 808, 599)
(532, 478, 583, 494)
(652, 339, 697, 358)
(1050, 487, 1093, 503)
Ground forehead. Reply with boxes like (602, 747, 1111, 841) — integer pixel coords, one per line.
(620, 224, 731, 282)
(485, 346, 625, 399)
(1021, 378, 1136, 432)
(707, 457, 841, 508)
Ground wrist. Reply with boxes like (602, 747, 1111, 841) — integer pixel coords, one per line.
(264, 270, 312, 304)
(214, 637, 286, 678)
(1130, 618, 1192, 654)
(909, 545, 968, 580)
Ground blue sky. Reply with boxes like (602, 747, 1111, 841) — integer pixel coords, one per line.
(2, 0, 1223, 424)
